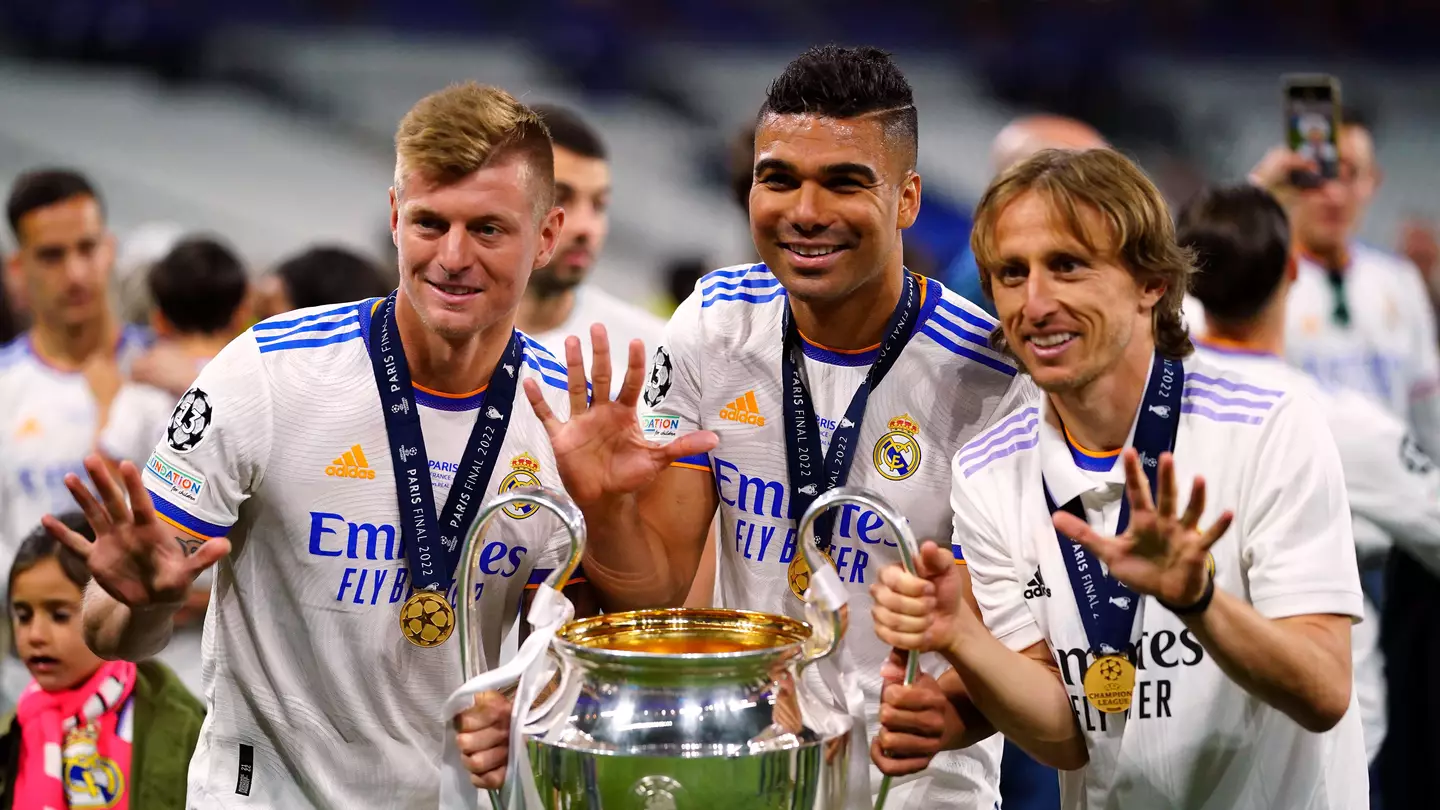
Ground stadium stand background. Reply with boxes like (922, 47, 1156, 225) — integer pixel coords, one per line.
(1, 0, 1437, 306)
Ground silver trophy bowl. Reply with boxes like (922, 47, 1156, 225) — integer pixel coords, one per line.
(457, 486, 854, 810)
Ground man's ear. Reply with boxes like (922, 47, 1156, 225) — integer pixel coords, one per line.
(897, 171, 922, 230)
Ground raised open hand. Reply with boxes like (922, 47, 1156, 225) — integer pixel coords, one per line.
(523, 324, 717, 507)
(41, 454, 230, 608)
(1053, 450, 1231, 609)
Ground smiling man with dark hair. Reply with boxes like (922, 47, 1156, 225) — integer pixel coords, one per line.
(463, 44, 1035, 809)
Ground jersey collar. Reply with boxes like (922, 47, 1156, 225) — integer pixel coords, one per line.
(1038, 362, 1154, 506)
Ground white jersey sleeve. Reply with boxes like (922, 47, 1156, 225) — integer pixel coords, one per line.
(1328, 390, 1440, 578)
(1237, 393, 1363, 621)
(951, 445, 1042, 652)
(141, 334, 273, 539)
(638, 285, 707, 465)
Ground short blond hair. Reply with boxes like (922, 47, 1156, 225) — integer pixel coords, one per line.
(971, 148, 1195, 359)
(394, 82, 554, 212)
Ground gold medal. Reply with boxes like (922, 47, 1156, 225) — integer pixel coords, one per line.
(399, 591, 456, 647)
(1083, 654, 1136, 714)
(787, 547, 836, 601)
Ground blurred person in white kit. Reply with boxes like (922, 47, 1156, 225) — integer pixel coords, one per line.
(1250, 112, 1440, 457)
(871, 149, 1367, 809)
(1178, 183, 1440, 772)
(514, 104, 665, 382)
(97, 235, 251, 697)
(0, 169, 152, 705)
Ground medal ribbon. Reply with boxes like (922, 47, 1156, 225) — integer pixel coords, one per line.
(367, 292, 523, 593)
(1045, 352, 1183, 657)
(781, 272, 925, 552)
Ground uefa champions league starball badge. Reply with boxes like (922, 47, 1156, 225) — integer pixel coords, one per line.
(399, 591, 456, 647)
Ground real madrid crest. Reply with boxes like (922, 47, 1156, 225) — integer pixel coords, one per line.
(499, 452, 542, 519)
(873, 413, 922, 481)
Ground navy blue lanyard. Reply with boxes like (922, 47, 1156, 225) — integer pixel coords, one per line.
(781, 272, 923, 552)
(1045, 352, 1183, 656)
(366, 293, 522, 592)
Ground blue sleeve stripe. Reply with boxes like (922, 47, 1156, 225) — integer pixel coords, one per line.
(701, 264, 765, 282)
(254, 314, 359, 345)
(674, 453, 711, 467)
(701, 287, 786, 308)
(935, 297, 996, 331)
(148, 491, 232, 538)
(701, 275, 780, 298)
(256, 327, 364, 354)
(928, 313, 993, 350)
(252, 303, 360, 333)
(918, 325, 1017, 376)
(527, 567, 554, 586)
(522, 354, 581, 392)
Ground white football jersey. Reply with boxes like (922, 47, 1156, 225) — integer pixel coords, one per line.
(1285, 243, 1440, 456)
(954, 350, 1367, 809)
(1194, 339, 1440, 765)
(141, 300, 577, 810)
(639, 263, 1033, 808)
(0, 325, 151, 570)
(526, 285, 666, 385)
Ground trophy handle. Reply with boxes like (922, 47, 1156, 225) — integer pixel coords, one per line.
(792, 486, 923, 810)
(457, 486, 587, 681)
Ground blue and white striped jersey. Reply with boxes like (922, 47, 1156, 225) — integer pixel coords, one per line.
(638, 262, 1032, 808)
(140, 300, 577, 810)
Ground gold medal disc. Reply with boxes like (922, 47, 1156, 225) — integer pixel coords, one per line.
(399, 591, 456, 647)
(1083, 654, 1136, 714)
(787, 547, 836, 601)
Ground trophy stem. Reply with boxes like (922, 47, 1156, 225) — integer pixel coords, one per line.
(794, 486, 923, 810)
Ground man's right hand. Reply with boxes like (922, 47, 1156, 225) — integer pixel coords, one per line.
(455, 690, 512, 790)
(870, 541, 971, 657)
(1248, 146, 1320, 203)
(42, 454, 229, 608)
(523, 324, 717, 507)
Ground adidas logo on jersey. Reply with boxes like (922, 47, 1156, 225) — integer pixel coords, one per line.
(1024, 568, 1051, 599)
(719, 391, 766, 426)
(326, 445, 376, 480)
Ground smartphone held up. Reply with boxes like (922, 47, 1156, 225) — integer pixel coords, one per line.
(1283, 73, 1342, 189)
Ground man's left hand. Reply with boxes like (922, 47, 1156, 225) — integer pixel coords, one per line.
(1054, 450, 1232, 608)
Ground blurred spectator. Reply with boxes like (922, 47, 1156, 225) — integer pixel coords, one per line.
(96, 235, 248, 698)
(728, 123, 755, 216)
(516, 104, 665, 381)
(0, 514, 202, 809)
(940, 114, 1107, 318)
(0, 277, 19, 346)
(0, 170, 149, 631)
(1252, 109, 1440, 810)
(252, 245, 391, 323)
(111, 222, 185, 327)
(650, 256, 707, 317)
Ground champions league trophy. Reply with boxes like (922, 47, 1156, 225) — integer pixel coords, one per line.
(442, 486, 921, 810)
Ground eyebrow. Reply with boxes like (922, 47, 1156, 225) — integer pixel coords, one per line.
(754, 158, 880, 185)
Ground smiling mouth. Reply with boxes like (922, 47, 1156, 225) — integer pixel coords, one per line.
(427, 280, 481, 297)
(1025, 332, 1079, 357)
(779, 243, 848, 258)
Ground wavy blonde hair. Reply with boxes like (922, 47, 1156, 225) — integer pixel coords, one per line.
(971, 148, 1196, 359)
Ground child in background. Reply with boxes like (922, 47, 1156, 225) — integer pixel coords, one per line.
(0, 514, 202, 809)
